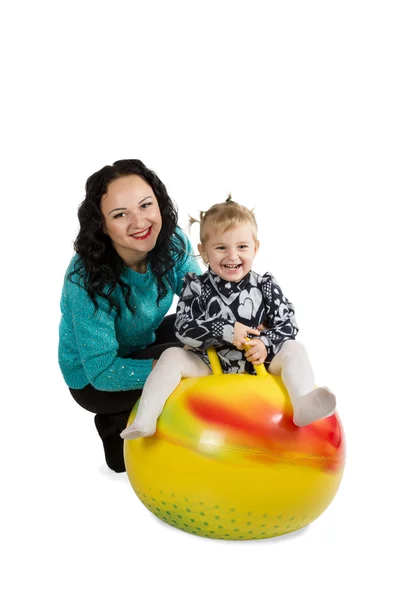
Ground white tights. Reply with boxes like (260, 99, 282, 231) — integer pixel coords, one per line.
(120, 340, 336, 439)
(268, 340, 336, 426)
(120, 348, 211, 439)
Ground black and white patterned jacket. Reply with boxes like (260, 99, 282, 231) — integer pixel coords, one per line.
(174, 269, 299, 374)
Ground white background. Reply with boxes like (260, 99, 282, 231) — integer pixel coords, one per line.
(1, 1, 399, 599)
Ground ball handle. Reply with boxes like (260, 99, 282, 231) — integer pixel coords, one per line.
(206, 338, 269, 377)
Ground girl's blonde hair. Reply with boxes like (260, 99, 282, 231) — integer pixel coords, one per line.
(189, 195, 258, 244)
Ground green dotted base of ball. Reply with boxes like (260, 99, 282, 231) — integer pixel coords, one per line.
(136, 488, 318, 540)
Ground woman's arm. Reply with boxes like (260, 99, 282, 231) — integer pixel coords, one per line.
(63, 280, 153, 391)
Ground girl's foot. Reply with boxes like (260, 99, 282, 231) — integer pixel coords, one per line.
(120, 421, 156, 440)
(293, 387, 336, 427)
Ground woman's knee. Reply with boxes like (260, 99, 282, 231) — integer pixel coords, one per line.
(69, 386, 141, 414)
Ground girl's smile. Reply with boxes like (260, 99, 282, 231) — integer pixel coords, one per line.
(199, 223, 259, 282)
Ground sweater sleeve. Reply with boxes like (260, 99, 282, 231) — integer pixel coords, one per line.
(174, 273, 235, 349)
(65, 280, 152, 391)
(259, 272, 299, 354)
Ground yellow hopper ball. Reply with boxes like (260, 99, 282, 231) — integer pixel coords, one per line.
(124, 347, 345, 540)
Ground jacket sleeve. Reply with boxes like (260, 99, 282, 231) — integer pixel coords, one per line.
(172, 229, 203, 296)
(174, 273, 236, 349)
(259, 272, 299, 355)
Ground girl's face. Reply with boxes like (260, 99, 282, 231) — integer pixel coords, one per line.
(101, 175, 162, 269)
(199, 223, 259, 282)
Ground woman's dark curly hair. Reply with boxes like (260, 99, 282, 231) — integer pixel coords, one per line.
(68, 159, 186, 316)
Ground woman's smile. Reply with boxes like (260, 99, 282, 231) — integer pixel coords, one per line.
(130, 226, 153, 240)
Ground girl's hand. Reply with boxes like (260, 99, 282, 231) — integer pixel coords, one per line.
(233, 322, 260, 349)
(244, 338, 268, 365)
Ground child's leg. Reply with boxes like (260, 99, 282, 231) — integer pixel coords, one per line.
(268, 340, 336, 427)
(120, 348, 211, 440)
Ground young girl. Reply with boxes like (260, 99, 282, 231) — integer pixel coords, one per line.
(120, 198, 336, 439)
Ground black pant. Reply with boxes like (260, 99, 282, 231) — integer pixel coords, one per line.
(68, 315, 182, 472)
(68, 314, 181, 415)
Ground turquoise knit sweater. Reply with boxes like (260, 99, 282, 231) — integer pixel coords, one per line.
(58, 232, 201, 391)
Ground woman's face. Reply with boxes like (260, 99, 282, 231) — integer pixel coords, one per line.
(101, 175, 162, 268)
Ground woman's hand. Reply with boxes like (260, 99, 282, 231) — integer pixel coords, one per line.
(233, 322, 260, 349)
(244, 338, 268, 365)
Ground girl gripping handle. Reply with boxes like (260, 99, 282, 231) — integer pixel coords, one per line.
(121, 197, 336, 439)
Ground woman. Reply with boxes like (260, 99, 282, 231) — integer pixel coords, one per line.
(58, 159, 201, 472)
